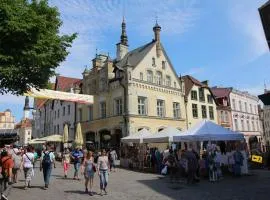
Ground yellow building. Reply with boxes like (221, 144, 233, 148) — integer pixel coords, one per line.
(183, 75, 218, 129)
(0, 109, 15, 129)
(78, 20, 186, 149)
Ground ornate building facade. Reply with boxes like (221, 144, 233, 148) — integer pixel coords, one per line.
(183, 75, 218, 129)
(78, 20, 186, 148)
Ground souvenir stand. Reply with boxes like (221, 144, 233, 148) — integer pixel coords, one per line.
(120, 128, 151, 170)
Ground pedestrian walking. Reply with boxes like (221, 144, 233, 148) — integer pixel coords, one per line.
(12, 149, 22, 183)
(81, 151, 95, 196)
(97, 149, 110, 196)
(0, 149, 14, 200)
(71, 146, 83, 180)
(40, 144, 55, 190)
(109, 148, 118, 172)
(62, 148, 70, 178)
(21, 146, 34, 190)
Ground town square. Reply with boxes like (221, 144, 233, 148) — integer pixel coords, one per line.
(1, 0, 270, 200)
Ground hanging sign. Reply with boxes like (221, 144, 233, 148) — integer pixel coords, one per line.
(251, 155, 263, 163)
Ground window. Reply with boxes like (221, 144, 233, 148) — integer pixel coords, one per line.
(140, 72, 143, 81)
(100, 102, 106, 118)
(152, 57, 156, 66)
(244, 102, 247, 112)
(100, 78, 106, 91)
(57, 124, 59, 134)
(239, 101, 242, 111)
(173, 102, 180, 119)
(162, 61, 166, 69)
(147, 70, 153, 82)
(28, 131, 30, 136)
(88, 105, 93, 121)
(232, 99, 236, 110)
(79, 108, 82, 121)
(115, 98, 123, 115)
(241, 120, 244, 131)
(138, 97, 147, 115)
(256, 121, 259, 131)
(192, 104, 198, 118)
(225, 111, 229, 122)
(54, 111, 56, 119)
(174, 82, 176, 88)
(202, 105, 207, 118)
(156, 71, 162, 85)
(209, 106, 214, 120)
(199, 88, 205, 102)
(254, 105, 257, 114)
(191, 91, 198, 100)
(220, 111, 224, 122)
(234, 119, 238, 131)
(247, 120, 250, 131)
(157, 100, 165, 117)
(207, 95, 213, 104)
(250, 104, 252, 114)
(166, 76, 171, 87)
(57, 109, 60, 118)
(252, 121, 255, 131)
(63, 106, 65, 116)
(68, 105, 71, 115)
(54, 126, 56, 134)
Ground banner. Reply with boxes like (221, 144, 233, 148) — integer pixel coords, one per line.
(24, 88, 94, 104)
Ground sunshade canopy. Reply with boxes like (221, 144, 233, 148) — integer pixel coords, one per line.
(121, 128, 152, 143)
(173, 120, 245, 142)
(143, 127, 183, 143)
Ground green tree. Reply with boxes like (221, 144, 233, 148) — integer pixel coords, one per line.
(0, 0, 77, 95)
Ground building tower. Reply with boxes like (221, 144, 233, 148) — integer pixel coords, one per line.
(153, 21, 162, 57)
(116, 17, 129, 61)
(23, 96, 30, 119)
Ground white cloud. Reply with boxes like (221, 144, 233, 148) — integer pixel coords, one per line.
(49, 0, 201, 78)
(228, 1, 268, 61)
(239, 84, 264, 96)
(0, 94, 34, 107)
(183, 67, 204, 76)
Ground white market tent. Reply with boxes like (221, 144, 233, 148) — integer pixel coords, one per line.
(173, 120, 245, 142)
(121, 128, 152, 144)
(143, 126, 182, 143)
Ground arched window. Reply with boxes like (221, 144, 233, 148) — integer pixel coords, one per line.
(147, 70, 153, 82)
(156, 71, 162, 85)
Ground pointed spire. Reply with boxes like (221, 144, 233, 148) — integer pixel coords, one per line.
(120, 16, 128, 46)
(24, 96, 30, 110)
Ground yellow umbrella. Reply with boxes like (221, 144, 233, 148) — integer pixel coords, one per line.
(63, 124, 69, 143)
(74, 123, 83, 147)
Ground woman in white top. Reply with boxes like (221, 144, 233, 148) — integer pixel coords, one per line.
(21, 146, 34, 190)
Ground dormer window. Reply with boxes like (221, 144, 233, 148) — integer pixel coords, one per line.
(162, 61, 166, 69)
(152, 57, 156, 66)
(140, 72, 143, 81)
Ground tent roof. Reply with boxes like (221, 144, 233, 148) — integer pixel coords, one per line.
(121, 128, 152, 143)
(173, 120, 244, 142)
(143, 126, 183, 143)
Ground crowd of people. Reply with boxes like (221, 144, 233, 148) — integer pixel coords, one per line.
(0, 143, 119, 199)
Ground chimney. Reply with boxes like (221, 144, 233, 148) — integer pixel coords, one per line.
(153, 22, 161, 57)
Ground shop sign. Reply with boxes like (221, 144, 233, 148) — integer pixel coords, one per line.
(251, 155, 263, 163)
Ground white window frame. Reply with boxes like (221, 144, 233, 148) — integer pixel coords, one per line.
(157, 99, 165, 118)
(147, 70, 153, 83)
(138, 96, 147, 115)
(166, 75, 171, 87)
(100, 102, 106, 118)
(156, 71, 162, 85)
(115, 98, 123, 116)
(140, 72, 143, 81)
(173, 102, 180, 119)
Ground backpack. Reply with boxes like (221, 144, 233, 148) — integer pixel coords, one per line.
(42, 152, 51, 167)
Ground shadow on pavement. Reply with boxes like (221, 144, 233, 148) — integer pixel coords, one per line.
(13, 185, 44, 190)
(64, 190, 88, 195)
(55, 177, 75, 181)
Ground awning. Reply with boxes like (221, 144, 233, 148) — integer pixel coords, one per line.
(121, 128, 152, 143)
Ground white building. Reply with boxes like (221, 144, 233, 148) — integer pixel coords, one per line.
(230, 89, 262, 147)
(32, 76, 81, 141)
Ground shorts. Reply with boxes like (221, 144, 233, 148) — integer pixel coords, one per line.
(84, 170, 94, 179)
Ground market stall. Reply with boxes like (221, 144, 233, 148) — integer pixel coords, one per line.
(142, 127, 183, 143)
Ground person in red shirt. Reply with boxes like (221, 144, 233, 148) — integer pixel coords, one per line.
(1, 149, 14, 199)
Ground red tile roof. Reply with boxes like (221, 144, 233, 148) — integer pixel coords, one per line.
(211, 87, 232, 98)
(182, 75, 207, 96)
(16, 118, 32, 129)
(55, 76, 81, 91)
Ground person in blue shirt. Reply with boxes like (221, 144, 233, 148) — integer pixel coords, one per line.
(71, 146, 83, 180)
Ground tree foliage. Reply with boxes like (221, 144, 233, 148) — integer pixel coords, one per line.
(0, 0, 77, 95)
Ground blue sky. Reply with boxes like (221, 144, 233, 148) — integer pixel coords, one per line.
(1, 0, 270, 122)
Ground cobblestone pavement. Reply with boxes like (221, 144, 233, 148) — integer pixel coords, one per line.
(6, 162, 270, 200)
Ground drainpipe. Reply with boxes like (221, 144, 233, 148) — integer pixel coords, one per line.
(184, 98, 188, 130)
(119, 77, 128, 137)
